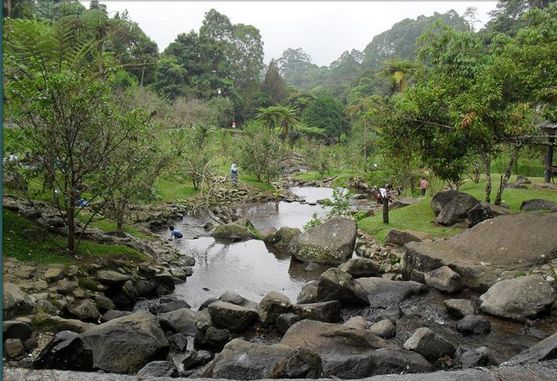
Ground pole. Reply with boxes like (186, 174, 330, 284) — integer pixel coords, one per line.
(544, 136, 555, 183)
(382, 196, 389, 224)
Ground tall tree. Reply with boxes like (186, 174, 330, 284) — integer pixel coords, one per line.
(261, 59, 288, 105)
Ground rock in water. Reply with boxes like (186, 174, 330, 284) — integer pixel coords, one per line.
(403, 327, 456, 362)
(456, 315, 491, 335)
(211, 222, 255, 241)
(355, 277, 426, 308)
(289, 217, 357, 265)
(503, 332, 557, 365)
(276, 313, 302, 335)
(316, 268, 369, 306)
(264, 227, 301, 251)
(297, 281, 318, 304)
(80, 311, 169, 374)
(292, 301, 341, 323)
(479, 275, 556, 321)
(158, 308, 198, 336)
(207, 301, 259, 332)
(444, 299, 476, 319)
(204, 339, 322, 379)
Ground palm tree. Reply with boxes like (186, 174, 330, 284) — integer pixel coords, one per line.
(256, 106, 299, 139)
(380, 59, 416, 95)
(347, 96, 382, 171)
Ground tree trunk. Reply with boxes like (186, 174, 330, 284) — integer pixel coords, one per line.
(382, 196, 389, 224)
(363, 119, 368, 172)
(544, 137, 555, 183)
(140, 66, 145, 88)
(495, 145, 520, 205)
(66, 202, 76, 256)
(484, 155, 491, 203)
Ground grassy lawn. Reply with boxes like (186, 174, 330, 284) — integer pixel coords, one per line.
(358, 174, 557, 243)
(155, 176, 198, 202)
(4, 210, 147, 265)
(76, 213, 154, 241)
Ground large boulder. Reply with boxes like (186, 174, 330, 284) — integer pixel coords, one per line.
(158, 308, 198, 336)
(403, 327, 456, 362)
(281, 319, 391, 378)
(503, 332, 557, 365)
(95, 270, 131, 286)
(466, 203, 494, 227)
(67, 299, 101, 322)
(436, 192, 480, 226)
(355, 277, 426, 308)
(80, 311, 169, 374)
(297, 281, 318, 304)
(338, 257, 381, 278)
(479, 275, 556, 321)
(204, 339, 322, 379)
(219, 291, 259, 310)
(33, 331, 93, 371)
(456, 315, 491, 335)
(289, 217, 357, 265)
(316, 268, 369, 306)
(431, 190, 461, 215)
(32, 312, 95, 333)
(4, 283, 34, 319)
(292, 301, 341, 323)
(264, 227, 301, 251)
(444, 299, 476, 319)
(3, 320, 33, 341)
(521, 199, 557, 212)
(207, 301, 259, 332)
(402, 214, 557, 290)
(258, 291, 292, 327)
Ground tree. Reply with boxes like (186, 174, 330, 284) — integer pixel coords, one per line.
(256, 106, 299, 139)
(261, 59, 288, 105)
(302, 95, 348, 143)
(4, 18, 153, 255)
(239, 122, 287, 182)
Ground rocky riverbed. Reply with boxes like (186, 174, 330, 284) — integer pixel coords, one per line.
(3, 188, 557, 380)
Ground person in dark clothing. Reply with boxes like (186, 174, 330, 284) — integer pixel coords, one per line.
(169, 225, 183, 240)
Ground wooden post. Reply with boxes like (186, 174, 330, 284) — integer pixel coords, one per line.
(382, 196, 389, 224)
(544, 136, 555, 183)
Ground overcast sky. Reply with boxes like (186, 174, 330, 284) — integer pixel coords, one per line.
(95, 1, 498, 66)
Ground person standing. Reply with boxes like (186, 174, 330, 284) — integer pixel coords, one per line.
(379, 184, 389, 224)
(419, 177, 429, 197)
(230, 163, 239, 186)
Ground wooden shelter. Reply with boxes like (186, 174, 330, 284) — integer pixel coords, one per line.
(540, 122, 557, 183)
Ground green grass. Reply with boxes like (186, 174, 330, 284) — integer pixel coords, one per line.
(3, 210, 147, 265)
(155, 176, 198, 202)
(76, 214, 154, 241)
(240, 173, 275, 192)
(358, 174, 557, 243)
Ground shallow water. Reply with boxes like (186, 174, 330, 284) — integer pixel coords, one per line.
(161, 187, 337, 309)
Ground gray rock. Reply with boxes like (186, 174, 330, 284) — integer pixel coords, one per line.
(466, 203, 494, 227)
(207, 301, 259, 332)
(218, 291, 258, 310)
(292, 301, 342, 323)
(504, 332, 557, 365)
(136, 361, 178, 378)
(195, 326, 232, 351)
(32, 312, 94, 333)
(258, 291, 292, 326)
(33, 331, 93, 371)
(402, 214, 557, 290)
(316, 268, 370, 306)
(151, 299, 191, 314)
(44, 267, 65, 282)
(95, 270, 131, 285)
(385, 230, 423, 246)
(80, 311, 169, 374)
(456, 315, 491, 335)
(159, 308, 198, 336)
(168, 332, 189, 352)
(338, 257, 381, 278)
(204, 338, 322, 379)
(444, 299, 476, 319)
(436, 192, 479, 226)
(431, 190, 462, 215)
(297, 281, 318, 304)
(343, 316, 369, 330)
(211, 222, 255, 241)
(365, 348, 433, 376)
(102, 310, 132, 322)
(356, 277, 426, 308)
(67, 299, 101, 322)
(369, 319, 396, 339)
(459, 346, 497, 368)
(281, 320, 388, 378)
(5, 338, 25, 359)
(3, 320, 33, 341)
(289, 217, 357, 265)
(276, 313, 302, 335)
(521, 199, 557, 212)
(479, 275, 556, 321)
(424, 266, 462, 293)
(94, 295, 115, 312)
(403, 327, 456, 362)
(182, 350, 214, 370)
(4, 283, 35, 319)
(194, 308, 213, 333)
(264, 227, 301, 250)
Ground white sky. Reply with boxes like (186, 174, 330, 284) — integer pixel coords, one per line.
(92, 1, 498, 66)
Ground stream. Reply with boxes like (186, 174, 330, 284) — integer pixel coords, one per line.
(153, 186, 556, 363)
